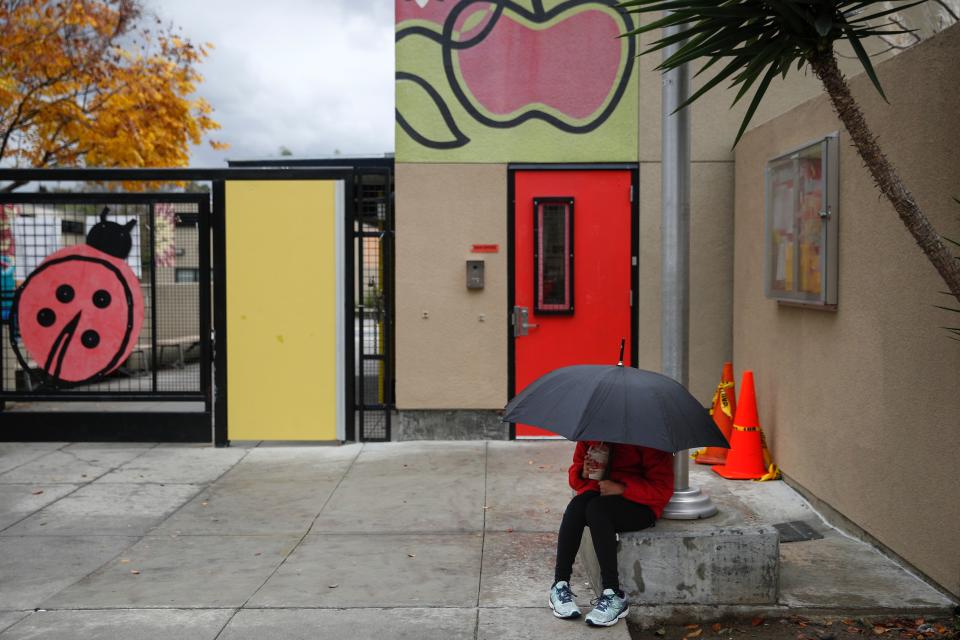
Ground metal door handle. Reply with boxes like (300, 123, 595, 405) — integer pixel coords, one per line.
(513, 305, 538, 337)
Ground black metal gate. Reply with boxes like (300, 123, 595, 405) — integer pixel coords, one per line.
(354, 169, 394, 442)
(0, 192, 212, 441)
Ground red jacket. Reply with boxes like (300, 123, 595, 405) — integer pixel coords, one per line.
(568, 441, 675, 518)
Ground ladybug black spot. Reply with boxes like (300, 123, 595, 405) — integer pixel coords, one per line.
(93, 290, 111, 309)
(81, 330, 100, 349)
(56, 285, 75, 303)
(37, 308, 56, 327)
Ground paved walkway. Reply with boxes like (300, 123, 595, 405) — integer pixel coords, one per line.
(0, 441, 954, 639)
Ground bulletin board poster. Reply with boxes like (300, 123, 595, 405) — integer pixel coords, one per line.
(765, 138, 835, 305)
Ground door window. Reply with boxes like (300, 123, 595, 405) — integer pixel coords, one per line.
(533, 197, 574, 314)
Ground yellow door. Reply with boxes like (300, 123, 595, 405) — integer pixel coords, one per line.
(225, 180, 343, 441)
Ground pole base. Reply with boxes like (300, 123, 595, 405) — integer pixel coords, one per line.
(661, 485, 718, 520)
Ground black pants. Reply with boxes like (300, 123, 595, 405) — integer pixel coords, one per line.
(554, 491, 656, 591)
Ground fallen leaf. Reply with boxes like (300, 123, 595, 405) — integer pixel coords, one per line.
(844, 620, 857, 627)
(712, 623, 722, 632)
(752, 618, 764, 627)
(687, 624, 701, 630)
(130, 569, 140, 575)
(328, 584, 339, 589)
(848, 627, 863, 635)
(201, 501, 208, 507)
(31, 489, 44, 495)
(654, 628, 666, 637)
(685, 629, 703, 638)
(407, 553, 416, 558)
(933, 626, 946, 635)
(874, 627, 887, 636)
(914, 620, 925, 627)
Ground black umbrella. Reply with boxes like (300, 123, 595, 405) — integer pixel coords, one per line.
(502, 343, 729, 453)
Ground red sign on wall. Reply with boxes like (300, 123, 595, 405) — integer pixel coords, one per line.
(471, 244, 499, 253)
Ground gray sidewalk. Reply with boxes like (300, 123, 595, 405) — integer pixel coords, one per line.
(0, 441, 954, 639)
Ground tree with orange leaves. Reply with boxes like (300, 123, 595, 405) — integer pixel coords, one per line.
(0, 0, 225, 190)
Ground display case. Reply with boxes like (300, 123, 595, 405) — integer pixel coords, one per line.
(764, 134, 839, 307)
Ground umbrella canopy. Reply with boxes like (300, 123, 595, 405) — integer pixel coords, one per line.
(502, 365, 729, 453)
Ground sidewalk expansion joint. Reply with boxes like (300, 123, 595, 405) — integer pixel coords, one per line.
(222, 441, 366, 632)
(0, 443, 161, 535)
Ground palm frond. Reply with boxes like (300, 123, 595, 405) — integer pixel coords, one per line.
(617, 0, 927, 146)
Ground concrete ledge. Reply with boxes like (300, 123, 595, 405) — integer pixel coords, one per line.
(579, 524, 780, 606)
(393, 410, 508, 441)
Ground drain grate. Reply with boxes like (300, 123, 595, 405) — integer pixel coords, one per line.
(773, 520, 824, 543)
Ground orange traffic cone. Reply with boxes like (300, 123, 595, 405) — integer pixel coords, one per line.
(713, 371, 768, 480)
(695, 362, 736, 465)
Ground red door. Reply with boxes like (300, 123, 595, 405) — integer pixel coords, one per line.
(512, 169, 634, 438)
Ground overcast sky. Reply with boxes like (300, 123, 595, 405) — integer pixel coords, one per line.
(147, 0, 395, 166)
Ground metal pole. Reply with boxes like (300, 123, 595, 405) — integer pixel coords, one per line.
(660, 19, 717, 520)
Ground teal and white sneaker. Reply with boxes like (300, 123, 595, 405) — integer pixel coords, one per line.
(585, 588, 628, 627)
(548, 580, 581, 619)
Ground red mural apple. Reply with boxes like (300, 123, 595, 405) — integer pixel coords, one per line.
(395, 0, 635, 147)
(441, 0, 635, 133)
(11, 211, 144, 387)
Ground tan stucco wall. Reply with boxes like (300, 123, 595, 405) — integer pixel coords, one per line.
(395, 163, 508, 409)
(733, 26, 960, 597)
(636, 161, 735, 402)
(632, 16, 901, 404)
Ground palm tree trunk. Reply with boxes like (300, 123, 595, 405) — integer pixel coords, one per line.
(809, 49, 960, 304)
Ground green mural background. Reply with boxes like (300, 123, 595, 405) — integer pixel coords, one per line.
(395, 0, 639, 163)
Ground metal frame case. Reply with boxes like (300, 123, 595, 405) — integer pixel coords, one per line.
(763, 133, 840, 307)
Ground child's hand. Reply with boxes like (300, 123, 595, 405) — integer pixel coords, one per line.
(598, 480, 625, 496)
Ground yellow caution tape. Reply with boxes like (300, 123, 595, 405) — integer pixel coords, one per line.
(755, 464, 781, 482)
(708, 381, 735, 419)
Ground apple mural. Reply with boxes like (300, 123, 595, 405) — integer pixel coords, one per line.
(396, 0, 635, 149)
(444, 0, 634, 133)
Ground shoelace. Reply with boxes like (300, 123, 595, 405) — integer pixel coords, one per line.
(590, 593, 614, 612)
(556, 584, 576, 604)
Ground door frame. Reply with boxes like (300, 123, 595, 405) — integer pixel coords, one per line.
(506, 163, 640, 440)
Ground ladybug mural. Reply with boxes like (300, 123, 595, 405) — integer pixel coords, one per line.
(10, 208, 144, 388)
